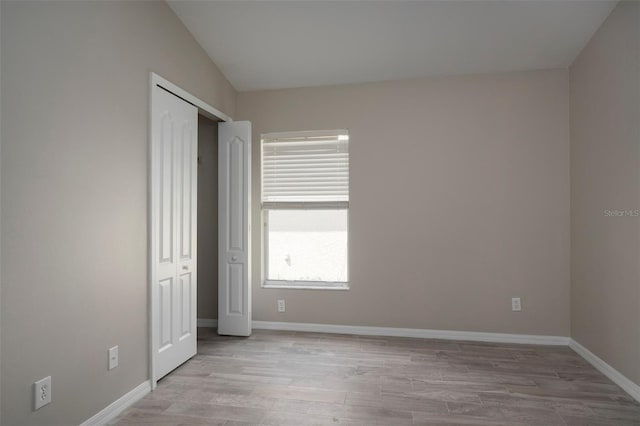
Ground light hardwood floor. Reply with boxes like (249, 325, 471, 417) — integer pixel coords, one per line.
(113, 328, 640, 425)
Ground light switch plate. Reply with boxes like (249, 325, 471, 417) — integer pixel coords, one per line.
(108, 346, 119, 370)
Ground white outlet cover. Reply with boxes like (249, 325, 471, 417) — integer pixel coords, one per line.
(34, 376, 52, 410)
(108, 346, 119, 370)
(277, 299, 286, 312)
(512, 297, 522, 312)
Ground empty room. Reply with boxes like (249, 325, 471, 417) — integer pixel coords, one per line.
(0, 1, 639, 425)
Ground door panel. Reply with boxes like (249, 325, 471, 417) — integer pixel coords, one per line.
(179, 272, 192, 339)
(152, 87, 198, 380)
(180, 122, 194, 260)
(159, 113, 174, 263)
(228, 139, 244, 251)
(228, 263, 243, 315)
(159, 278, 173, 350)
(218, 122, 252, 336)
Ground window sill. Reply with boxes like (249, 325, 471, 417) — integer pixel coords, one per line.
(262, 281, 350, 291)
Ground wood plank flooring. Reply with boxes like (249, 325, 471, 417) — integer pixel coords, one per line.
(113, 328, 640, 425)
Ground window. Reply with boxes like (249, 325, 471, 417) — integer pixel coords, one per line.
(261, 130, 349, 289)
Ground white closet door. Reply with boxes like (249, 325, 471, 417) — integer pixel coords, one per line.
(218, 121, 252, 336)
(152, 87, 198, 380)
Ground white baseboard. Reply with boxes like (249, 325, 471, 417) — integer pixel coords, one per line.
(197, 318, 218, 328)
(251, 320, 570, 346)
(79, 380, 150, 426)
(569, 339, 640, 403)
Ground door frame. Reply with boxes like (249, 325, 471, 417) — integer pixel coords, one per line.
(148, 73, 232, 389)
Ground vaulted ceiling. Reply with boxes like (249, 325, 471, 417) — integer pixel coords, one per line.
(168, 1, 616, 92)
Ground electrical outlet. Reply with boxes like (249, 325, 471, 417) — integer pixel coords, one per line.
(277, 299, 286, 313)
(512, 297, 522, 312)
(108, 346, 119, 370)
(34, 376, 51, 410)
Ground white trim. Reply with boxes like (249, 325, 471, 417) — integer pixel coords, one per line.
(197, 318, 218, 328)
(151, 73, 232, 122)
(261, 201, 349, 210)
(262, 281, 350, 291)
(79, 381, 151, 426)
(569, 339, 640, 403)
(148, 72, 232, 391)
(251, 321, 570, 346)
(263, 129, 348, 140)
(148, 74, 155, 392)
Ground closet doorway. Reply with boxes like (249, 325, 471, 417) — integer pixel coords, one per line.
(149, 74, 251, 388)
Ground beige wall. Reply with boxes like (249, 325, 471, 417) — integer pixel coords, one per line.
(3, 0, 633, 423)
(0, 1, 235, 425)
(197, 116, 219, 320)
(570, 1, 640, 385)
(237, 69, 571, 336)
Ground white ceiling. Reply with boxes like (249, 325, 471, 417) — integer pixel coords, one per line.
(168, 0, 616, 92)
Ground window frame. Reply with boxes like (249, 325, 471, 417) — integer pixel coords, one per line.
(260, 130, 350, 290)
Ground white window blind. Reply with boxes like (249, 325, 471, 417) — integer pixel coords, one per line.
(262, 130, 349, 205)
